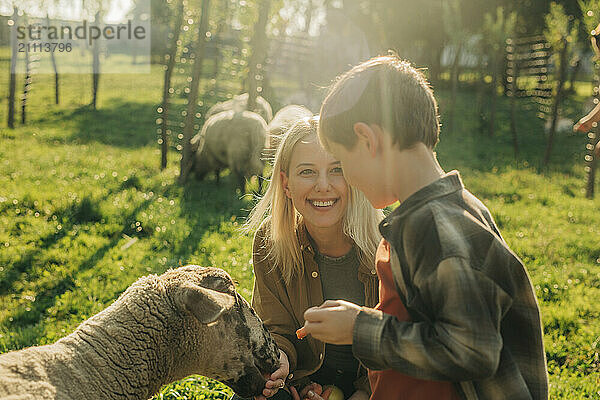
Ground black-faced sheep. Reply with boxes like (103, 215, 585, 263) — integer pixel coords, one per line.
(0, 265, 279, 399)
(191, 110, 267, 191)
(266, 105, 313, 151)
(205, 93, 273, 123)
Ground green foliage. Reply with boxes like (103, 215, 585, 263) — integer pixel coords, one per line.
(545, 2, 580, 53)
(482, 7, 517, 54)
(154, 376, 232, 399)
(578, 0, 600, 35)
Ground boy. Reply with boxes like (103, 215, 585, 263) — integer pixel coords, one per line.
(297, 55, 549, 399)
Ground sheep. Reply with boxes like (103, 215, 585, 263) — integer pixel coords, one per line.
(191, 110, 267, 191)
(205, 93, 273, 123)
(544, 117, 574, 135)
(266, 105, 313, 151)
(0, 265, 280, 400)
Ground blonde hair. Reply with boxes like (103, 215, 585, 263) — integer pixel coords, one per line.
(245, 116, 383, 284)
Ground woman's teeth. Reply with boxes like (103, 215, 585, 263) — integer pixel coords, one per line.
(311, 200, 335, 207)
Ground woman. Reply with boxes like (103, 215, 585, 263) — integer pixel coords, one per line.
(244, 117, 383, 400)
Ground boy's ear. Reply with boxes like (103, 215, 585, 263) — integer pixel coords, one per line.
(280, 171, 292, 199)
(353, 122, 380, 157)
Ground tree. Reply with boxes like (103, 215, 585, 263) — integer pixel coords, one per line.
(481, 7, 517, 138)
(47, 13, 60, 105)
(543, 2, 579, 166)
(179, 0, 211, 184)
(7, 7, 18, 129)
(91, 10, 101, 110)
(442, 0, 470, 134)
(246, 0, 271, 112)
(21, 15, 31, 125)
(159, 0, 185, 170)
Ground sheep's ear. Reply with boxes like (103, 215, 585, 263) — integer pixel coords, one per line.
(176, 284, 235, 324)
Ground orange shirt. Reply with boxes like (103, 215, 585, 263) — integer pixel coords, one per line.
(368, 239, 461, 400)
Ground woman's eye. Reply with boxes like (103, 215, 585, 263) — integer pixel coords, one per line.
(299, 169, 315, 176)
(331, 167, 343, 174)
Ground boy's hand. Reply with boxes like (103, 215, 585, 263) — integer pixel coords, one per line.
(298, 300, 361, 345)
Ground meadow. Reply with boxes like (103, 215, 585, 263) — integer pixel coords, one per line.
(0, 59, 599, 398)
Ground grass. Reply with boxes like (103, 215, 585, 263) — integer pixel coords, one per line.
(1, 54, 600, 398)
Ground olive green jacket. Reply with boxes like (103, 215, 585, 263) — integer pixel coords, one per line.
(251, 221, 379, 393)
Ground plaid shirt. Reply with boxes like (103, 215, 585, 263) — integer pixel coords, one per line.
(352, 171, 548, 400)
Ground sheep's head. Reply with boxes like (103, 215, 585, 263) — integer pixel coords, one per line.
(166, 265, 279, 399)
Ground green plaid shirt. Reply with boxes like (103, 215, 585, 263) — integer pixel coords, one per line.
(352, 171, 548, 400)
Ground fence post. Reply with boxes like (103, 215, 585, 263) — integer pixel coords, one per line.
(585, 62, 600, 199)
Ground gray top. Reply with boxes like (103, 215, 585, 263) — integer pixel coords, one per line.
(315, 246, 365, 305)
(313, 246, 364, 390)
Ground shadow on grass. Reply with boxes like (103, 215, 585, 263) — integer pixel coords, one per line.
(5, 198, 154, 329)
(173, 174, 251, 261)
(65, 100, 159, 148)
(0, 197, 104, 296)
(4, 174, 255, 330)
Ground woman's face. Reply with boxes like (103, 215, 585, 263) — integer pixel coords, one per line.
(281, 134, 348, 230)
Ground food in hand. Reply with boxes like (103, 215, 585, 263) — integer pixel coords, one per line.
(296, 327, 307, 339)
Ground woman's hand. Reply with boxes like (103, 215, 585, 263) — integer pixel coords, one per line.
(347, 390, 369, 400)
(255, 350, 289, 399)
(290, 382, 333, 400)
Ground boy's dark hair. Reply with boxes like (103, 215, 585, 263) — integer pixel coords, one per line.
(319, 54, 440, 151)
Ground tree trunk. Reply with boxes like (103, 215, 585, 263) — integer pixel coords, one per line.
(303, 0, 314, 34)
(543, 39, 568, 167)
(246, 0, 271, 112)
(160, 0, 184, 170)
(489, 53, 498, 137)
(21, 38, 30, 125)
(47, 14, 60, 105)
(508, 52, 519, 158)
(449, 41, 463, 134)
(509, 89, 519, 158)
(91, 11, 101, 109)
(179, 0, 211, 184)
(476, 52, 487, 132)
(585, 135, 598, 199)
(7, 7, 18, 129)
(210, 0, 229, 94)
(567, 57, 580, 94)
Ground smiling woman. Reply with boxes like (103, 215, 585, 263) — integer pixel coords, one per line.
(242, 117, 383, 400)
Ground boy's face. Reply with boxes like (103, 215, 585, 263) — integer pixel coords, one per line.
(327, 126, 395, 209)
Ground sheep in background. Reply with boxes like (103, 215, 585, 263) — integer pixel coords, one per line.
(0, 265, 279, 400)
(282, 90, 319, 113)
(545, 117, 574, 135)
(266, 105, 313, 151)
(205, 93, 273, 123)
(191, 110, 267, 192)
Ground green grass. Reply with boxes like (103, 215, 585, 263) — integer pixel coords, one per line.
(1, 56, 600, 398)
